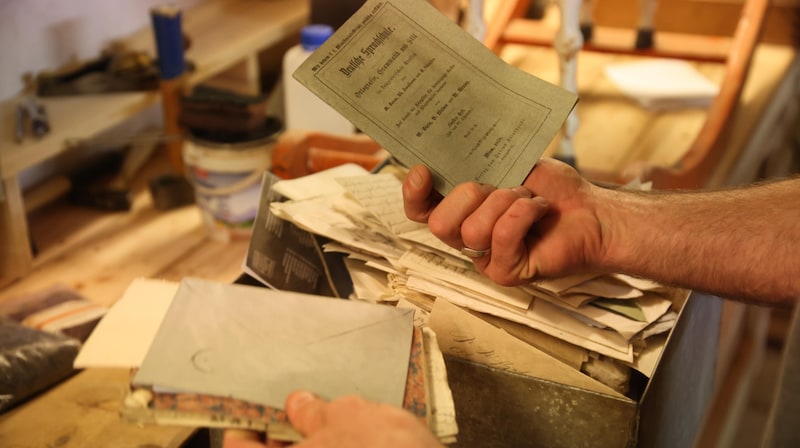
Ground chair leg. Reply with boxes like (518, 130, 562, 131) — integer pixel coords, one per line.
(635, 0, 658, 49)
(553, 0, 585, 162)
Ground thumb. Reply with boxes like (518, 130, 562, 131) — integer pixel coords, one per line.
(222, 429, 264, 448)
(285, 390, 327, 436)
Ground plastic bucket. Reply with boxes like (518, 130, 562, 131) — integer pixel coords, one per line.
(184, 131, 277, 242)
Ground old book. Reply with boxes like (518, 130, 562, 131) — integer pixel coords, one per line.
(121, 324, 431, 442)
(77, 277, 457, 443)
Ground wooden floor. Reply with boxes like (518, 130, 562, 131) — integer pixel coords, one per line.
(0, 40, 796, 446)
(0, 153, 250, 447)
(0, 153, 249, 309)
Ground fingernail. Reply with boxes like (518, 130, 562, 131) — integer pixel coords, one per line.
(511, 186, 532, 198)
(532, 196, 549, 207)
(408, 167, 424, 188)
(288, 390, 316, 410)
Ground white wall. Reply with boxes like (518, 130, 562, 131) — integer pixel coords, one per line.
(1, 0, 203, 190)
(0, 0, 201, 100)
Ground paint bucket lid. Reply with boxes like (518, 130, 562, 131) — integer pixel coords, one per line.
(186, 116, 282, 150)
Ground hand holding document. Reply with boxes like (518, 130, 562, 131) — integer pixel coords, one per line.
(292, 0, 577, 194)
(266, 168, 682, 369)
(76, 277, 458, 444)
(248, 0, 682, 402)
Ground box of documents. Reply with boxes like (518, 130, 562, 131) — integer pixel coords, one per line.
(247, 162, 722, 447)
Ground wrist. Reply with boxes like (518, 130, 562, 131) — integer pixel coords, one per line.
(589, 185, 644, 274)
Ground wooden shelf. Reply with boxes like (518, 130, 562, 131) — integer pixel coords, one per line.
(120, 0, 309, 91)
(1, 93, 159, 176)
(0, 0, 310, 287)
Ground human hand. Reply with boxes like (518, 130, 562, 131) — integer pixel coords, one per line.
(402, 157, 607, 285)
(223, 429, 286, 448)
(287, 391, 444, 448)
(223, 391, 444, 448)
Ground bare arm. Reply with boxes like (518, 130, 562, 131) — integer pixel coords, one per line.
(403, 158, 800, 307)
(594, 178, 800, 306)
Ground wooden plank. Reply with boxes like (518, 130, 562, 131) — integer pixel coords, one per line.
(591, 0, 800, 46)
(711, 46, 798, 187)
(156, 235, 249, 283)
(569, 52, 667, 173)
(0, 176, 32, 287)
(631, 109, 708, 169)
(201, 54, 262, 96)
(630, 62, 727, 169)
(0, 152, 250, 308)
(503, 19, 732, 62)
(0, 194, 205, 307)
(0, 93, 159, 177)
(695, 306, 771, 447)
(716, 301, 748, 385)
(0, 368, 195, 448)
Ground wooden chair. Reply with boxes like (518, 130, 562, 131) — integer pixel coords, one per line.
(484, 0, 770, 189)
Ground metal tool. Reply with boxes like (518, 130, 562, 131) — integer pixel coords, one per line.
(14, 96, 51, 144)
(19, 95, 50, 139)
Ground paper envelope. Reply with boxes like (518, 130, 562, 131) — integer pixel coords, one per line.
(132, 277, 414, 409)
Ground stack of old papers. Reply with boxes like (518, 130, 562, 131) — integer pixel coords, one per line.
(261, 164, 685, 395)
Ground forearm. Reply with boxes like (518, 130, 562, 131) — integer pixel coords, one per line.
(593, 179, 800, 307)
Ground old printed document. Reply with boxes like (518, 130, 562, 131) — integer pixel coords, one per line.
(293, 0, 577, 194)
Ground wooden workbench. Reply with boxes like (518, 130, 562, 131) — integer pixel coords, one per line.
(0, 369, 196, 447)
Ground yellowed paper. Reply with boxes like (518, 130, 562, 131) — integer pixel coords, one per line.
(272, 163, 371, 200)
(627, 333, 668, 378)
(429, 299, 625, 398)
(74, 277, 179, 368)
(398, 247, 533, 310)
(475, 311, 589, 370)
(343, 256, 394, 302)
(421, 326, 459, 443)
